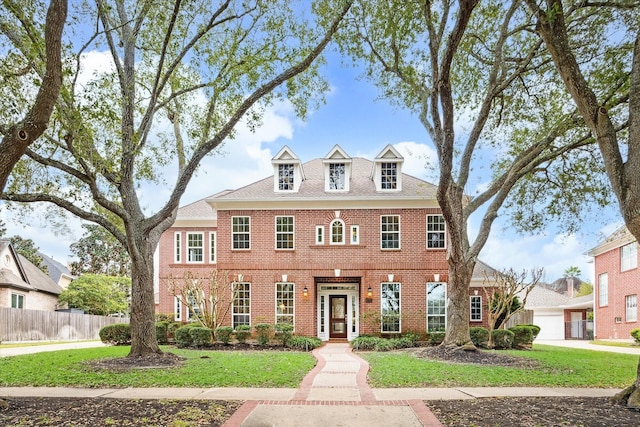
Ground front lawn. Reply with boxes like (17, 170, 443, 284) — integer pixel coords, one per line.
(360, 344, 639, 388)
(0, 346, 315, 388)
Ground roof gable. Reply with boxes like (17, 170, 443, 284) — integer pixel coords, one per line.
(323, 145, 352, 163)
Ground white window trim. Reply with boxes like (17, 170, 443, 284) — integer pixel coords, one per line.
(174, 296, 182, 321)
(232, 216, 251, 250)
(276, 163, 295, 192)
(426, 214, 446, 250)
(598, 273, 608, 307)
(330, 219, 345, 245)
(427, 282, 447, 332)
(350, 225, 359, 245)
(380, 215, 401, 250)
(174, 232, 181, 263)
(186, 232, 205, 264)
(324, 162, 351, 192)
(379, 161, 400, 191)
(232, 282, 251, 328)
(621, 242, 638, 272)
(316, 225, 324, 245)
(626, 294, 638, 322)
(275, 282, 295, 328)
(470, 295, 482, 322)
(380, 282, 401, 333)
(275, 216, 295, 250)
(210, 232, 217, 264)
(11, 292, 25, 309)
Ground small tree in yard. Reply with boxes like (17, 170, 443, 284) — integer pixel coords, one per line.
(167, 270, 241, 339)
(484, 268, 542, 348)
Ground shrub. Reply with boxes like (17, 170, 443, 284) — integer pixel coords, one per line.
(390, 336, 415, 349)
(174, 324, 199, 348)
(275, 323, 294, 346)
(156, 321, 169, 345)
(523, 324, 541, 341)
(215, 326, 234, 344)
(509, 325, 534, 348)
(235, 324, 251, 343)
(469, 327, 489, 348)
(254, 324, 273, 345)
(492, 329, 515, 349)
(402, 331, 423, 345)
(428, 332, 445, 346)
(189, 327, 213, 347)
(99, 323, 131, 345)
(288, 336, 322, 351)
(631, 328, 640, 344)
(351, 336, 381, 350)
(374, 339, 394, 351)
(155, 313, 173, 323)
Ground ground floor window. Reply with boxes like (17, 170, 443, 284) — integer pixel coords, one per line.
(276, 282, 294, 326)
(232, 282, 251, 328)
(11, 293, 24, 309)
(381, 282, 400, 333)
(470, 295, 482, 321)
(626, 294, 637, 322)
(427, 282, 446, 332)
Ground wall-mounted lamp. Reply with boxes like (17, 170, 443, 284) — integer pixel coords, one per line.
(367, 286, 373, 298)
(303, 286, 308, 297)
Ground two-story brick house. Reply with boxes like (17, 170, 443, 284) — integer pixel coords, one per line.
(157, 145, 491, 340)
(588, 225, 640, 339)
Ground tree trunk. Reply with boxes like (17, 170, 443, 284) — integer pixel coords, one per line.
(127, 227, 162, 357)
(443, 255, 475, 349)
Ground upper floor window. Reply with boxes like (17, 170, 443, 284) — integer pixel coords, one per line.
(381, 215, 400, 249)
(232, 216, 251, 250)
(276, 216, 295, 250)
(621, 242, 638, 272)
(187, 232, 204, 263)
(598, 273, 608, 307)
(328, 163, 346, 190)
(11, 293, 24, 309)
(381, 162, 398, 189)
(381, 282, 401, 333)
(427, 215, 446, 249)
(316, 226, 324, 245)
(470, 295, 482, 321)
(210, 232, 216, 263)
(174, 232, 181, 263)
(278, 164, 294, 191)
(331, 219, 345, 245)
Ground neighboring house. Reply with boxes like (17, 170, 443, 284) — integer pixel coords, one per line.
(39, 252, 74, 289)
(518, 284, 593, 340)
(0, 240, 63, 311)
(587, 225, 640, 339)
(157, 145, 496, 341)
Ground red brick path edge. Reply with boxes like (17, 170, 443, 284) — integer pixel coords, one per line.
(222, 343, 444, 427)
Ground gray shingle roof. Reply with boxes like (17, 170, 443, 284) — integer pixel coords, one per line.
(18, 254, 63, 295)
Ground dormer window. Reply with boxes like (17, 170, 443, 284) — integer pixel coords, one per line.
(373, 145, 403, 191)
(272, 146, 304, 192)
(323, 145, 352, 192)
(329, 163, 346, 190)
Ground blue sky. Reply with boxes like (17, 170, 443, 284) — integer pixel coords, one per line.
(1, 48, 622, 284)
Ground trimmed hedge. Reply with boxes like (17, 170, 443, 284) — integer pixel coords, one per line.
(215, 326, 234, 344)
(235, 324, 252, 343)
(492, 329, 515, 349)
(631, 328, 640, 344)
(288, 336, 322, 351)
(275, 323, 294, 346)
(509, 325, 534, 348)
(524, 324, 541, 341)
(428, 332, 445, 345)
(174, 323, 200, 348)
(99, 323, 131, 345)
(190, 327, 213, 347)
(469, 327, 489, 348)
(254, 324, 273, 345)
(156, 321, 169, 345)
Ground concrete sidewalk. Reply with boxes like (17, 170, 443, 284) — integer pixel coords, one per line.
(537, 339, 640, 355)
(0, 342, 625, 426)
(0, 340, 107, 357)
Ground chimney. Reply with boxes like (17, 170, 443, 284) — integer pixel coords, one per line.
(567, 277, 574, 298)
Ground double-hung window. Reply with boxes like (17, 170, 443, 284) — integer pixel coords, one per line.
(328, 163, 346, 190)
(174, 232, 181, 263)
(621, 242, 638, 271)
(210, 232, 216, 263)
(11, 293, 24, 309)
(276, 216, 294, 250)
(278, 164, 294, 190)
(598, 273, 608, 307)
(380, 162, 398, 189)
(187, 232, 204, 263)
(427, 215, 446, 249)
(232, 216, 251, 250)
(381, 282, 401, 333)
(381, 215, 400, 249)
(470, 295, 482, 321)
(232, 282, 251, 328)
(427, 282, 446, 332)
(276, 282, 295, 326)
(627, 295, 638, 322)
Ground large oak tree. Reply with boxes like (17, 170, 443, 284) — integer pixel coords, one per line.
(1, 0, 353, 357)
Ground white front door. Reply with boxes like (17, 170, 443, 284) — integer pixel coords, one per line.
(317, 284, 359, 341)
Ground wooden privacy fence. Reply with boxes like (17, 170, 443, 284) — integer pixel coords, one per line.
(504, 309, 534, 328)
(0, 307, 129, 343)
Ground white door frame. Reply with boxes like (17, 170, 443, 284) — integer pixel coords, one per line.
(317, 283, 359, 341)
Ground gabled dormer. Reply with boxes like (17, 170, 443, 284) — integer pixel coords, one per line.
(272, 146, 304, 193)
(372, 144, 404, 191)
(323, 145, 352, 192)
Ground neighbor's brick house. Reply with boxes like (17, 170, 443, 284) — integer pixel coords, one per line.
(588, 225, 640, 339)
(157, 145, 493, 340)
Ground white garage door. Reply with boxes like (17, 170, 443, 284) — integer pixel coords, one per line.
(533, 312, 565, 340)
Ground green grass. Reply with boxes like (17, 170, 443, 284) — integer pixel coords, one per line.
(0, 346, 315, 388)
(360, 344, 639, 388)
(590, 340, 639, 348)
